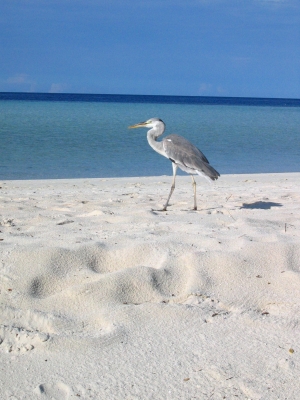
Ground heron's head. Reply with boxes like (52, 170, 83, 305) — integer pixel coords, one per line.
(128, 118, 164, 129)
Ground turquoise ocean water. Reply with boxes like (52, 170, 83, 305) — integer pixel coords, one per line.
(0, 93, 299, 180)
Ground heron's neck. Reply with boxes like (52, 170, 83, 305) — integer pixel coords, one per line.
(147, 127, 167, 158)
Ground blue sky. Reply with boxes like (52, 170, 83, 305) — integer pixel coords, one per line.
(1, 0, 299, 98)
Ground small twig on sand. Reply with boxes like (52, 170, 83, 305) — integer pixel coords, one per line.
(226, 194, 233, 202)
(227, 209, 236, 221)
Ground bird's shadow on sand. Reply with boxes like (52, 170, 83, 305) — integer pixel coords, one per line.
(240, 201, 283, 210)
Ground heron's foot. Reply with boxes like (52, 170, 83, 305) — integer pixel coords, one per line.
(193, 206, 197, 211)
(151, 207, 168, 212)
(160, 203, 169, 211)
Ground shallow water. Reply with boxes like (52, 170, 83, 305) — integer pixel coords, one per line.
(0, 93, 299, 179)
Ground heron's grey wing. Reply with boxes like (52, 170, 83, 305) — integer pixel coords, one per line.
(163, 134, 220, 180)
(164, 134, 209, 163)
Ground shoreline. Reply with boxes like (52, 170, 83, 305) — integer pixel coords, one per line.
(1, 172, 300, 398)
(1, 170, 300, 181)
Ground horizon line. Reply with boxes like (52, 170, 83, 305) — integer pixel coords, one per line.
(0, 91, 300, 101)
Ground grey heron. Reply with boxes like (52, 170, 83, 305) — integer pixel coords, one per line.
(129, 118, 220, 211)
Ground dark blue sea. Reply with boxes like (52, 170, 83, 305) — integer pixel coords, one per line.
(0, 92, 299, 180)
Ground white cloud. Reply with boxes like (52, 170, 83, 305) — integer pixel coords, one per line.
(6, 73, 30, 84)
(216, 86, 226, 95)
(4, 73, 37, 92)
(198, 83, 226, 96)
(198, 83, 213, 95)
(49, 83, 67, 93)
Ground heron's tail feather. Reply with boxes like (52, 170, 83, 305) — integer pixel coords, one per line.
(196, 163, 220, 181)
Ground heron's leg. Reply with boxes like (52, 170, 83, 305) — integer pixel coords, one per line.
(162, 163, 178, 211)
(191, 175, 197, 210)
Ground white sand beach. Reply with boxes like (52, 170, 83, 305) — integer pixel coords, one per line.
(1, 173, 300, 399)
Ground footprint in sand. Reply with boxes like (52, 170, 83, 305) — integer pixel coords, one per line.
(0, 324, 50, 354)
(0, 307, 55, 354)
(33, 381, 72, 399)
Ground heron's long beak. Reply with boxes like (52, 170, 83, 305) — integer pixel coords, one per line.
(128, 122, 147, 129)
